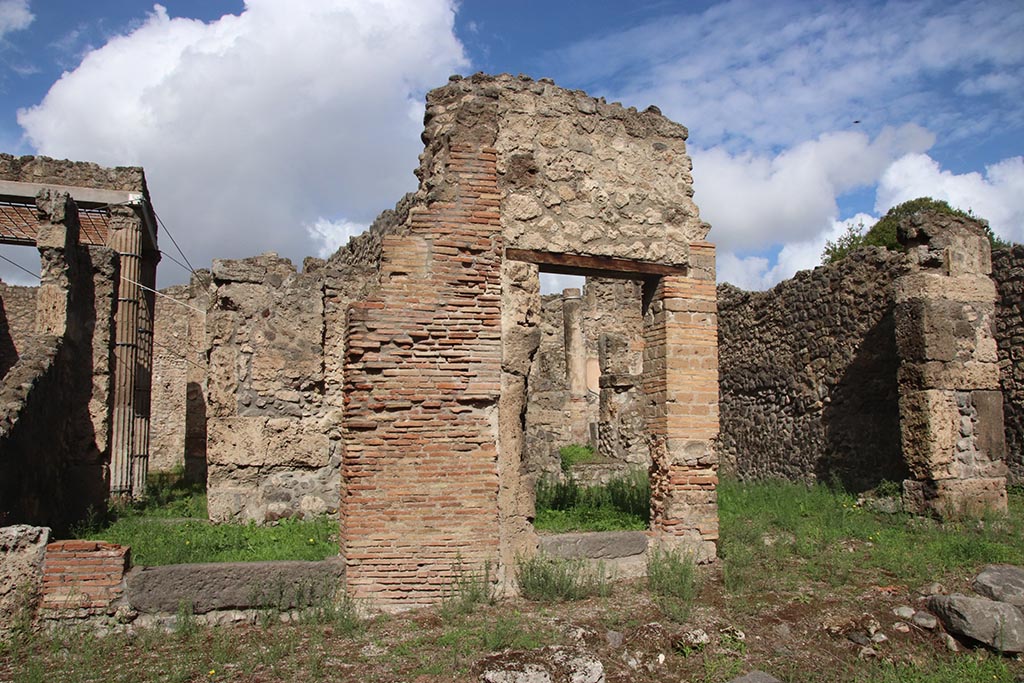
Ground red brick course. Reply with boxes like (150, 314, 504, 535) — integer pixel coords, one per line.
(41, 540, 130, 611)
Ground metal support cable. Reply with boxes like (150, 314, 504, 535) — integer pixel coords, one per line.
(0, 252, 40, 280)
(120, 275, 207, 314)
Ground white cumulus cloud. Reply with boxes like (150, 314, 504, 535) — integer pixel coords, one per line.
(18, 0, 467, 285)
(695, 125, 933, 253)
(876, 154, 1024, 244)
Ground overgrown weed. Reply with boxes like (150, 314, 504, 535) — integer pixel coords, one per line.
(647, 547, 698, 623)
(516, 553, 611, 601)
(719, 476, 1024, 597)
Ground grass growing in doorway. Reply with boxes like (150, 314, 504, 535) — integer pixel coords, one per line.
(71, 471, 339, 565)
(533, 468, 650, 532)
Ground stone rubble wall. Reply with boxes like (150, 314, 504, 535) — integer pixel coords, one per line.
(0, 283, 38, 379)
(994, 246, 1024, 481)
(491, 76, 708, 263)
(0, 193, 118, 531)
(717, 248, 910, 488)
(0, 153, 147, 193)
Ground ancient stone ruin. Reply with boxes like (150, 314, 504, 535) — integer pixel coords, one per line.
(185, 73, 721, 608)
(1, 157, 159, 530)
(3, 72, 1021, 616)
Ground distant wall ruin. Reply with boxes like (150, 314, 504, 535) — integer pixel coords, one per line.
(0, 192, 118, 530)
(1, 154, 159, 503)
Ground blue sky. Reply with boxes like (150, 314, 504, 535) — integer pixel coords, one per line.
(1, 0, 1021, 289)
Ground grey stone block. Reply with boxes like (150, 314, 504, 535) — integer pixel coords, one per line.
(539, 531, 648, 560)
(126, 557, 345, 614)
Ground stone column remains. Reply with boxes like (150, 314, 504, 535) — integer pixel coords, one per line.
(895, 211, 1008, 517)
(562, 287, 591, 446)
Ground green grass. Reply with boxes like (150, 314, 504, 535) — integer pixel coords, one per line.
(558, 443, 597, 473)
(72, 471, 339, 565)
(718, 477, 1024, 595)
(534, 468, 649, 532)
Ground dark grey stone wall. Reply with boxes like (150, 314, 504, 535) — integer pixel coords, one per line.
(717, 248, 910, 490)
(994, 246, 1024, 482)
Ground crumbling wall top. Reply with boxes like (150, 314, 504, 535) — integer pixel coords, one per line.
(0, 154, 147, 194)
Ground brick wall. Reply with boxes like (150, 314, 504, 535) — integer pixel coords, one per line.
(41, 540, 129, 613)
(342, 143, 504, 607)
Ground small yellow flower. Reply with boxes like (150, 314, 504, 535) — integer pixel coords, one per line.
(209, 669, 216, 676)
(185, 540, 191, 545)
(308, 538, 315, 543)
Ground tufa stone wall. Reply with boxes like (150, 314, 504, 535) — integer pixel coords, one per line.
(0, 192, 118, 531)
(895, 211, 1007, 516)
(149, 276, 209, 482)
(0, 283, 37, 378)
(205, 255, 336, 522)
(717, 248, 910, 488)
(994, 246, 1024, 481)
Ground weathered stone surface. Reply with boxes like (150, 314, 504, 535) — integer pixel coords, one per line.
(0, 525, 49, 637)
(973, 565, 1024, 606)
(899, 390, 959, 480)
(928, 593, 1024, 652)
(896, 212, 1007, 517)
(125, 558, 345, 614)
(539, 531, 647, 560)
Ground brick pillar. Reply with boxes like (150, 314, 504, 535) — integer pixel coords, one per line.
(342, 143, 503, 608)
(896, 213, 1007, 516)
(643, 242, 718, 561)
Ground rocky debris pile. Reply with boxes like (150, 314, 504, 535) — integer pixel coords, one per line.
(475, 646, 604, 683)
(928, 564, 1024, 653)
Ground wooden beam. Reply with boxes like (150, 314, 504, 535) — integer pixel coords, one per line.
(504, 247, 688, 279)
(0, 180, 141, 208)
